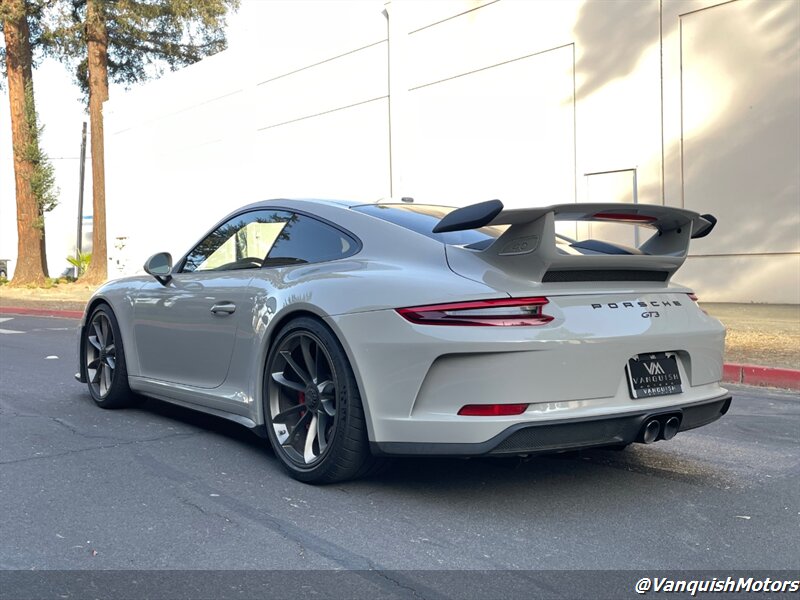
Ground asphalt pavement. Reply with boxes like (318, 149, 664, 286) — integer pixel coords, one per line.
(1, 315, 798, 576)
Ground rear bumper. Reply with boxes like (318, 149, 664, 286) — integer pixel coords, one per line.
(370, 393, 731, 457)
(328, 295, 726, 446)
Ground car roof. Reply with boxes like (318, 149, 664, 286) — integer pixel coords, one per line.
(236, 198, 365, 213)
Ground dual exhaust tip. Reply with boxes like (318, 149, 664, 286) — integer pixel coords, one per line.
(638, 415, 681, 444)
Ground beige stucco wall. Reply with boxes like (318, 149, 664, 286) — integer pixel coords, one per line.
(101, 0, 799, 302)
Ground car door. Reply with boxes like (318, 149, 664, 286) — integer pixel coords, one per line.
(133, 209, 292, 388)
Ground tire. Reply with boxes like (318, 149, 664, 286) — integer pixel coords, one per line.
(263, 316, 384, 484)
(82, 304, 135, 409)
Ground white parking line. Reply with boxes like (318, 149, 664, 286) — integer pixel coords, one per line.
(0, 317, 23, 335)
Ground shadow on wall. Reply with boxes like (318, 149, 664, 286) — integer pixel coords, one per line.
(572, 0, 799, 301)
(677, 254, 800, 303)
(678, 0, 800, 255)
(573, 0, 659, 97)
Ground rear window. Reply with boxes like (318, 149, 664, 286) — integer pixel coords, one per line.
(352, 204, 507, 247)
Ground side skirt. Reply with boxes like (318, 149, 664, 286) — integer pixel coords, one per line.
(128, 377, 264, 436)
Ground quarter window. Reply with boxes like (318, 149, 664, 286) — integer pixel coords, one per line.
(181, 209, 359, 272)
(265, 214, 359, 267)
(182, 210, 293, 272)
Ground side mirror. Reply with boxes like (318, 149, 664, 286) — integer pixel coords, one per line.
(144, 252, 173, 285)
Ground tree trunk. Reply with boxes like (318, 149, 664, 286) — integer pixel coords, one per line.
(82, 0, 109, 284)
(2, 0, 48, 286)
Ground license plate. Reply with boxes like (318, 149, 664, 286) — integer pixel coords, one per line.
(626, 352, 682, 399)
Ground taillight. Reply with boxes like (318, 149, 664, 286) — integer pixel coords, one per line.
(458, 403, 528, 416)
(687, 293, 707, 314)
(396, 297, 553, 327)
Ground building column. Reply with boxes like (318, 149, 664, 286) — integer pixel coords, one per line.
(384, 0, 412, 199)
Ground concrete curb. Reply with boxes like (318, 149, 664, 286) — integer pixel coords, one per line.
(723, 363, 800, 391)
(0, 306, 84, 319)
(2, 305, 798, 391)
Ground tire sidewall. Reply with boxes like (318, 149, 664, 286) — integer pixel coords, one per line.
(84, 304, 131, 408)
(263, 317, 362, 482)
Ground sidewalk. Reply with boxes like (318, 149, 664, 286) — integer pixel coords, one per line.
(0, 283, 92, 314)
(1, 285, 798, 389)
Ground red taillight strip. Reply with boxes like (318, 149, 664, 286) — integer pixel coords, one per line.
(687, 292, 707, 314)
(396, 297, 553, 327)
(458, 403, 529, 416)
(593, 212, 657, 223)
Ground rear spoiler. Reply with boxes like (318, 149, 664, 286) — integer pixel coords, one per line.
(434, 199, 716, 240)
(436, 200, 717, 285)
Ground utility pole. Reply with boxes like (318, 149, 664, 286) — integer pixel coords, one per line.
(75, 121, 87, 276)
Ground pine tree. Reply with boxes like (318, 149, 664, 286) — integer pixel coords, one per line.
(1, 0, 58, 286)
(45, 0, 237, 283)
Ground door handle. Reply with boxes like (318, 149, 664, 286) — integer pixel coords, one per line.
(210, 302, 236, 315)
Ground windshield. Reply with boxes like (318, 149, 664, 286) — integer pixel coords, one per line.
(352, 204, 507, 247)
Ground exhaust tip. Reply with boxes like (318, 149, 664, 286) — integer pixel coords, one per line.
(641, 419, 661, 444)
(662, 416, 681, 440)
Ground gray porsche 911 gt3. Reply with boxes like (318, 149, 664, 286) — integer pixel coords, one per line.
(76, 198, 729, 483)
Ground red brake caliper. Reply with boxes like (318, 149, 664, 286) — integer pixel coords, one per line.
(298, 392, 309, 428)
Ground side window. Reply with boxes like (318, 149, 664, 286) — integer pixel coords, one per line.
(181, 210, 293, 273)
(265, 213, 359, 267)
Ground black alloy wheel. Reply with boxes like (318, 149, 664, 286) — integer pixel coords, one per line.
(83, 304, 134, 408)
(264, 317, 384, 483)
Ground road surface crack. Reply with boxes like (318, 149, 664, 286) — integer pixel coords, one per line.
(177, 496, 239, 527)
(0, 431, 201, 465)
(374, 571, 429, 600)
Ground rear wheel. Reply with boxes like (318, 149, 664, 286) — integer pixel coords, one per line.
(83, 304, 134, 408)
(263, 317, 383, 483)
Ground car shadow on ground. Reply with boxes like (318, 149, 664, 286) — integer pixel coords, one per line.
(131, 395, 270, 454)
(122, 393, 737, 494)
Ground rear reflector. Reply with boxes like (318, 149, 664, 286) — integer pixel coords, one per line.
(458, 403, 529, 416)
(396, 297, 553, 327)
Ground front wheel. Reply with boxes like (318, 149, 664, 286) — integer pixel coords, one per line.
(82, 304, 134, 408)
(263, 317, 383, 483)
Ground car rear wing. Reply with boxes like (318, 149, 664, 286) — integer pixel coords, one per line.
(436, 200, 717, 284)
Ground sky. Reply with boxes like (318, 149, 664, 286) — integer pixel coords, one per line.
(0, 0, 386, 275)
(0, 2, 256, 274)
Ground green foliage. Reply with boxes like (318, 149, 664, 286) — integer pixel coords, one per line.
(0, 1, 48, 86)
(21, 80, 59, 228)
(67, 251, 92, 277)
(43, 0, 239, 99)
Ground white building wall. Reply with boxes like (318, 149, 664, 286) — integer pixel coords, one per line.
(98, 0, 799, 302)
(666, 0, 800, 303)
